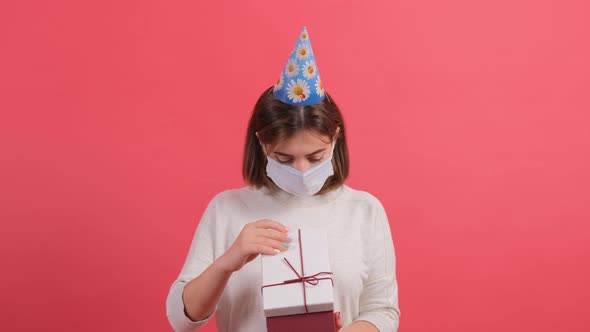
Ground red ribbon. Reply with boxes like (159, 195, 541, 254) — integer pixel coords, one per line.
(261, 229, 334, 313)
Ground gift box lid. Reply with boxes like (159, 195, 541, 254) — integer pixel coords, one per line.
(261, 228, 334, 317)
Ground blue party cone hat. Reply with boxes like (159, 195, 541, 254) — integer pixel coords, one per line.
(273, 27, 326, 106)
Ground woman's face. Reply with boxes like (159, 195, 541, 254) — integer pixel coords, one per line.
(262, 129, 337, 173)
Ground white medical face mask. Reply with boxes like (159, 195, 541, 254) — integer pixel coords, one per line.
(264, 141, 336, 197)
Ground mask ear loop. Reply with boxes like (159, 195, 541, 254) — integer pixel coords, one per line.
(257, 137, 268, 156)
(327, 137, 337, 160)
(332, 128, 340, 154)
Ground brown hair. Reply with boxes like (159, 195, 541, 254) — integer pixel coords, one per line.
(242, 87, 349, 194)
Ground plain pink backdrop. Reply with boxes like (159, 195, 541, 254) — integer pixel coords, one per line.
(1, 0, 589, 331)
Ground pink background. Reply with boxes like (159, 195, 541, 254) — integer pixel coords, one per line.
(1, 0, 589, 331)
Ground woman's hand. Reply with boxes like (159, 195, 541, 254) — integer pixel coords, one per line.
(217, 219, 291, 273)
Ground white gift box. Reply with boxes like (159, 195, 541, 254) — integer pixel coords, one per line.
(261, 228, 334, 318)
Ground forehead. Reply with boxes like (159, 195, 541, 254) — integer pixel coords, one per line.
(271, 130, 331, 153)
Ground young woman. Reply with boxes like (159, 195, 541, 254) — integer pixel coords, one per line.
(166, 27, 400, 332)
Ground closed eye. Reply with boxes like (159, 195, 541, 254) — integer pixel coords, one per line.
(277, 157, 323, 164)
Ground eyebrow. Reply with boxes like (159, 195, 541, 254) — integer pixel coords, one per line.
(274, 148, 326, 158)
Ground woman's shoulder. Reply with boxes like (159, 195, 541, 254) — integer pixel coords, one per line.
(205, 185, 267, 207)
(341, 185, 392, 229)
(339, 184, 385, 209)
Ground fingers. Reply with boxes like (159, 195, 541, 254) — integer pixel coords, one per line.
(254, 219, 289, 233)
(334, 312, 343, 331)
(244, 237, 289, 256)
(256, 228, 291, 243)
(241, 220, 291, 257)
(257, 236, 289, 251)
(250, 244, 281, 256)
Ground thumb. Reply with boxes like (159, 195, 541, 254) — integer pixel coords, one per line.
(334, 311, 344, 331)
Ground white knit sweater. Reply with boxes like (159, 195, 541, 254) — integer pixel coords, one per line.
(166, 184, 400, 331)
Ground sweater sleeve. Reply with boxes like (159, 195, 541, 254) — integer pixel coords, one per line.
(352, 198, 401, 331)
(166, 195, 220, 332)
